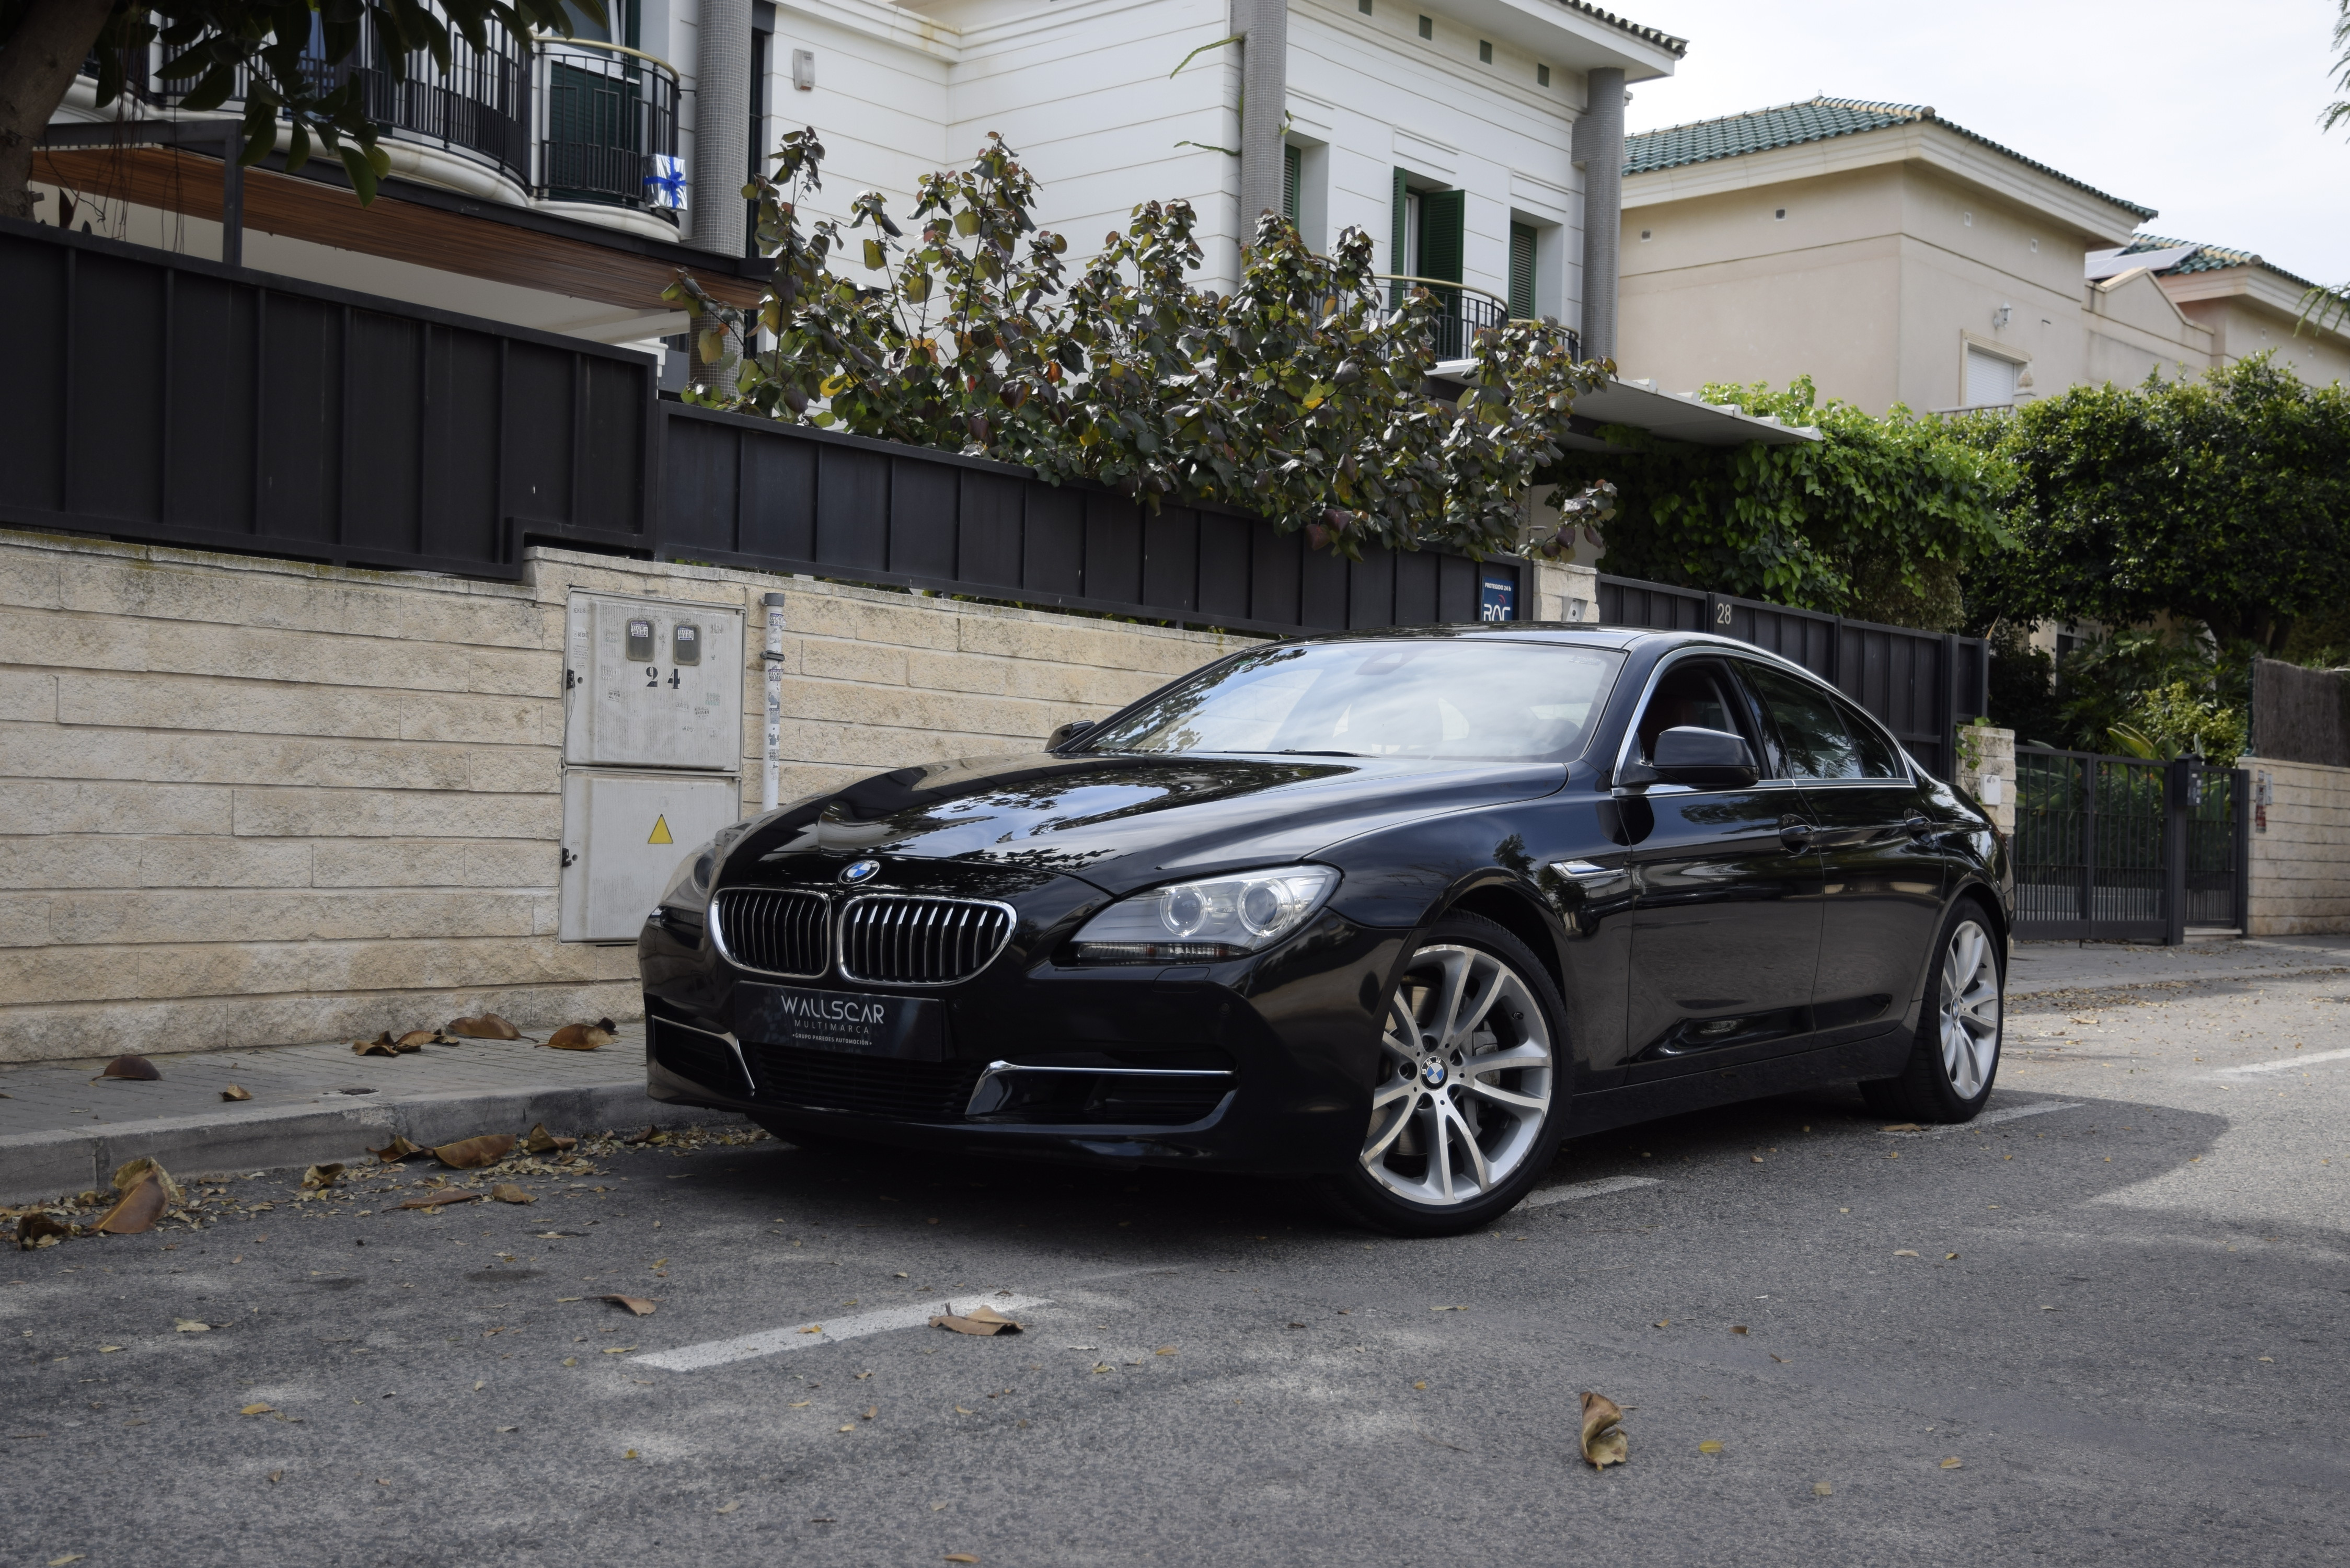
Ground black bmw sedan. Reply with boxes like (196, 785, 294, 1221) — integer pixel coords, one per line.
(639, 627, 2011, 1236)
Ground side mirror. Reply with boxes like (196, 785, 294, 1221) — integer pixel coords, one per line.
(1635, 725, 1759, 788)
(1046, 720, 1096, 752)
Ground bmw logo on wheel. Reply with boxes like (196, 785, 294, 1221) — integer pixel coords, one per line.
(1421, 1059, 1448, 1088)
(839, 859, 881, 884)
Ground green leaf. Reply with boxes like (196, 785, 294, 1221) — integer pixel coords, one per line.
(863, 238, 886, 271)
(339, 143, 378, 205)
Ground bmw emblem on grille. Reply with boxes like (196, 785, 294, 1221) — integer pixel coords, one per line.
(839, 859, 881, 884)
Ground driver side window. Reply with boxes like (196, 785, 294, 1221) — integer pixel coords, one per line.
(1634, 659, 1757, 764)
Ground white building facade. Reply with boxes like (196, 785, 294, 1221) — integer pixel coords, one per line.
(38, 0, 1685, 361)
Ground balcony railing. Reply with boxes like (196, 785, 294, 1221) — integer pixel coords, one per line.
(82, 18, 679, 221)
(1375, 275, 1581, 362)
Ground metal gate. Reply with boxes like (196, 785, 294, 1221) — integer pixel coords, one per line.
(2010, 748, 2248, 943)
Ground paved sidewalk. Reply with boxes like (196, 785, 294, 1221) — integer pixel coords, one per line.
(0, 1023, 742, 1205)
(2009, 933, 2350, 995)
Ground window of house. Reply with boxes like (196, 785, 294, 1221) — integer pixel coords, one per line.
(1537, 63, 1550, 87)
(1479, 40, 1492, 63)
(1283, 143, 1301, 228)
(1965, 347, 2019, 408)
(1358, 0, 1371, 11)
(1418, 15, 1432, 38)
(1508, 223, 1537, 319)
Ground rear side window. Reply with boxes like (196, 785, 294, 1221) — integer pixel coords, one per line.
(1742, 664, 1862, 780)
(1833, 695, 1905, 780)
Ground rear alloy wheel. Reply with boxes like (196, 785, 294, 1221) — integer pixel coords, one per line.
(1319, 914, 1565, 1237)
(1860, 902, 2003, 1123)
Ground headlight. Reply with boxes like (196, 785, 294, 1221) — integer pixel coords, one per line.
(1068, 864, 1338, 963)
(656, 819, 754, 917)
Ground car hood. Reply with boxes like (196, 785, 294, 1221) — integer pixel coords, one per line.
(735, 752, 1566, 896)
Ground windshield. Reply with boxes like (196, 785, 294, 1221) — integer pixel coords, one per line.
(1079, 640, 1625, 762)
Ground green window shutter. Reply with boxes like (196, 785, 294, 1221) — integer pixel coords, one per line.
(1284, 143, 1301, 227)
(1417, 189, 1464, 283)
(1390, 167, 1409, 274)
(1508, 222, 1537, 318)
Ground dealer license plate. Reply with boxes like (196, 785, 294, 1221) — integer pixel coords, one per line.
(732, 983, 944, 1060)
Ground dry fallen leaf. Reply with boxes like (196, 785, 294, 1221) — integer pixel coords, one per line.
(1813, 1481, 1834, 1496)
(174, 1318, 210, 1334)
(94, 1178, 168, 1237)
(863, 1407, 877, 1421)
(267, 1471, 282, 1484)
(624, 1126, 668, 1146)
(1880, 1123, 1923, 1133)
(98, 1054, 160, 1081)
(522, 1122, 577, 1155)
(301, 1164, 345, 1191)
(368, 1136, 424, 1163)
(716, 1501, 741, 1514)
(1730, 1325, 1748, 1335)
(1941, 1457, 1963, 1470)
(352, 1032, 417, 1057)
(110, 1157, 182, 1205)
(240, 1403, 274, 1416)
(543, 1018, 618, 1052)
(220, 1085, 252, 1102)
(1698, 1440, 1724, 1455)
(14, 1213, 71, 1251)
(1154, 1346, 1178, 1356)
(930, 1306, 1023, 1337)
(396, 1190, 484, 1210)
(1893, 1250, 1920, 1258)
(1579, 1391, 1628, 1470)
(598, 1295, 659, 1317)
(396, 1030, 453, 1049)
(446, 1013, 524, 1041)
(431, 1134, 517, 1169)
(944, 1557, 979, 1564)
(491, 1184, 536, 1205)
(1945, 1252, 1960, 1260)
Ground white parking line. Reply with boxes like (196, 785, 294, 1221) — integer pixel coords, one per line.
(1520, 1175, 1662, 1209)
(636, 1294, 1054, 1373)
(2213, 1046, 2350, 1077)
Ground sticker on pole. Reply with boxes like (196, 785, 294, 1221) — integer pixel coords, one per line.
(648, 814, 674, 846)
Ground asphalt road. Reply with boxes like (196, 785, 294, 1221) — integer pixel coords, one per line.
(6, 963, 2348, 1568)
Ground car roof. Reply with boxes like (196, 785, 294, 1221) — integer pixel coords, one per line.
(1271, 624, 1834, 688)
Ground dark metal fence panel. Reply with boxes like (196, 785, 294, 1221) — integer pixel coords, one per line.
(656, 402, 1508, 636)
(1596, 572, 1985, 780)
(0, 220, 653, 575)
(2011, 747, 2247, 943)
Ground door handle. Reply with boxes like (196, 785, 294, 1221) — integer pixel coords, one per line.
(1902, 815, 1932, 838)
(1778, 817, 1813, 851)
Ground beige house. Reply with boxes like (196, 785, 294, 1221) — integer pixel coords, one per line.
(2092, 237, 2350, 387)
(1609, 96, 2350, 415)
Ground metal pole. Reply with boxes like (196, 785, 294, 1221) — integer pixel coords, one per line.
(2162, 758, 2188, 946)
(760, 590, 786, 812)
(219, 123, 243, 268)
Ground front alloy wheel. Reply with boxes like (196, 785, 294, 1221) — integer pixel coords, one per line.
(1321, 913, 1566, 1236)
(1862, 901, 2003, 1122)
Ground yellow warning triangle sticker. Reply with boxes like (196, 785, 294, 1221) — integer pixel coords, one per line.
(647, 814, 674, 846)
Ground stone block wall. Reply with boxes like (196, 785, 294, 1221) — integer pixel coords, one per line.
(1953, 724, 2017, 836)
(2244, 755, 2350, 936)
(0, 528, 1243, 1063)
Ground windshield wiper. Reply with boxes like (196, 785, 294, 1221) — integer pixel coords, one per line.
(1273, 749, 1362, 757)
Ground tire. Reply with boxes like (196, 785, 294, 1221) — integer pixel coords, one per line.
(1859, 898, 2004, 1123)
(1316, 912, 1570, 1238)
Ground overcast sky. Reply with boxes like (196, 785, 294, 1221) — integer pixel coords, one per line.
(1621, 0, 2347, 284)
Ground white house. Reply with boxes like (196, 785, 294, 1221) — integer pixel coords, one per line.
(37, 0, 1695, 373)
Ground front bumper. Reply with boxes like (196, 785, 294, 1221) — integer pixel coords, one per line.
(637, 866, 1402, 1176)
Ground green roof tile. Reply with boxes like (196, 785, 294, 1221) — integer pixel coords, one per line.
(1623, 95, 2155, 220)
(2118, 234, 2314, 291)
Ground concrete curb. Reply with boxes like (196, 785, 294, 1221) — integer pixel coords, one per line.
(0, 1083, 743, 1205)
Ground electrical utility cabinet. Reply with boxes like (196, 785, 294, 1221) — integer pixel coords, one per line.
(558, 592, 745, 941)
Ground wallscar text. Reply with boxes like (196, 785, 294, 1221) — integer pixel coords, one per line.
(778, 994, 888, 1024)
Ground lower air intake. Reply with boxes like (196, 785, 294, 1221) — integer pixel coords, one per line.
(746, 1044, 986, 1122)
